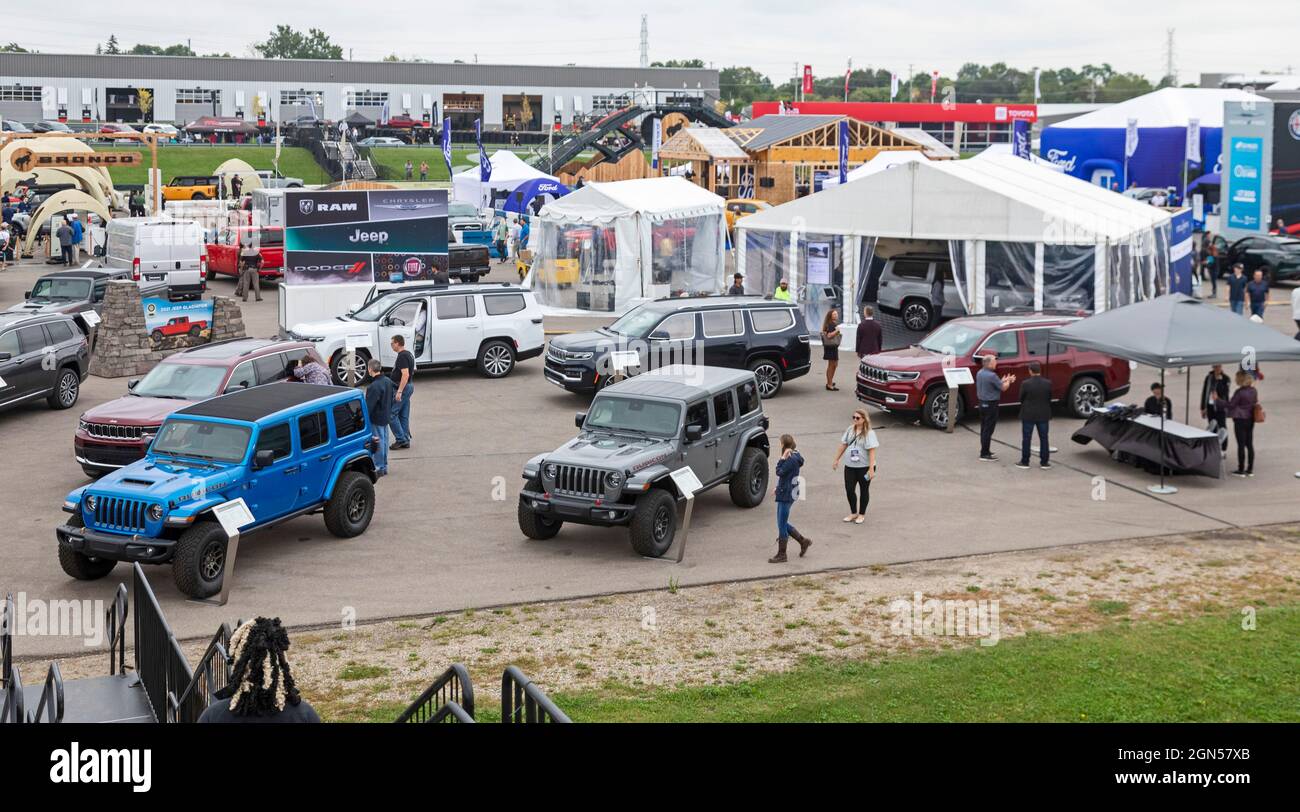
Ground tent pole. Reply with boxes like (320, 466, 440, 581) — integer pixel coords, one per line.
(1149, 367, 1178, 495)
(1185, 366, 1191, 424)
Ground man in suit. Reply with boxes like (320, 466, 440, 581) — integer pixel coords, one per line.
(855, 305, 883, 359)
(1015, 362, 1053, 470)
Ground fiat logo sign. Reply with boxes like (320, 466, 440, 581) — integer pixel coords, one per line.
(1289, 109, 1300, 141)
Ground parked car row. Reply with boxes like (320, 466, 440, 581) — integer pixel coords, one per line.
(1210, 234, 1300, 282)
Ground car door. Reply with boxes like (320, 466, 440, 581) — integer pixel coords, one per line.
(377, 298, 427, 366)
(681, 399, 715, 480)
(646, 311, 696, 370)
(247, 422, 298, 520)
(975, 329, 1028, 403)
(0, 324, 55, 403)
(294, 409, 333, 509)
(700, 309, 746, 369)
(429, 294, 481, 363)
(254, 352, 293, 386)
(710, 389, 741, 481)
(225, 359, 257, 393)
(1023, 328, 1072, 400)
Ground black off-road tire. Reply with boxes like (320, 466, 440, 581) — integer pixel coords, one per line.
(324, 471, 375, 538)
(629, 488, 677, 558)
(729, 446, 769, 508)
(518, 477, 562, 539)
(172, 521, 228, 599)
(58, 515, 116, 581)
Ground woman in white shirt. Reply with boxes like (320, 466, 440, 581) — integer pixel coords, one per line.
(831, 408, 879, 524)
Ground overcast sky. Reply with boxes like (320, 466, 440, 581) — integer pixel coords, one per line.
(4, 1, 1296, 85)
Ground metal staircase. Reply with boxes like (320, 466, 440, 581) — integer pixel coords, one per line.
(395, 663, 570, 723)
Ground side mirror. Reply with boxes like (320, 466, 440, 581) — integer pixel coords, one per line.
(252, 449, 276, 469)
(224, 381, 249, 394)
(23, 290, 31, 299)
(126, 378, 139, 390)
(0, 352, 10, 362)
(648, 330, 670, 342)
(574, 411, 587, 428)
(685, 424, 704, 443)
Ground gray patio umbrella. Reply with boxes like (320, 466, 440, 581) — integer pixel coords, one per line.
(1048, 293, 1300, 493)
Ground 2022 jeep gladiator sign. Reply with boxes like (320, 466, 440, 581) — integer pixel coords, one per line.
(518, 365, 771, 557)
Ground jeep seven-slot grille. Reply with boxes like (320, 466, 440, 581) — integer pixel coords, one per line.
(94, 497, 149, 534)
(860, 365, 890, 384)
(84, 422, 149, 441)
(553, 465, 608, 498)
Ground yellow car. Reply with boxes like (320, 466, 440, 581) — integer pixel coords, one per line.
(725, 198, 771, 231)
(162, 175, 221, 202)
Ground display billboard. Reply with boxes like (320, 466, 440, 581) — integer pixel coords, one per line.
(1220, 100, 1273, 239)
(1272, 101, 1300, 224)
(283, 189, 448, 286)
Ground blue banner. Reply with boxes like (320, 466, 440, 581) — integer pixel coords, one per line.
(476, 119, 491, 183)
(838, 119, 849, 184)
(440, 116, 453, 179)
(1168, 208, 1194, 295)
(1225, 136, 1264, 231)
(1012, 119, 1031, 159)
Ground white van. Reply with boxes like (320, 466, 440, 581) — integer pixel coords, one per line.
(103, 217, 207, 301)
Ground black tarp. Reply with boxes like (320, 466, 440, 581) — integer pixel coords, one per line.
(1048, 293, 1300, 369)
(1072, 409, 1223, 479)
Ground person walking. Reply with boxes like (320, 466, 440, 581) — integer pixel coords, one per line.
(768, 434, 811, 563)
(404, 160, 414, 180)
(197, 618, 320, 723)
(55, 219, 74, 266)
(1226, 263, 1248, 315)
(388, 335, 415, 450)
(1015, 361, 1052, 469)
(235, 237, 263, 302)
(230, 173, 243, 200)
(1246, 269, 1269, 318)
(508, 216, 522, 260)
(773, 278, 793, 301)
(68, 215, 83, 265)
(831, 408, 878, 524)
(821, 308, 842, 390)
(1200, 364, 1231, 456)
(363, 358, 395, 476)
(855, 305, 883, 360)
(419, 161, 429, 181)
(727, 272, 745, 295)
(0, 223, 10, 270)
(929, 272, 945, 330)
(976, 354, 1014, 461)
(493, 217, 509, 262)
(1203, 235, 1219, 299)
(1221, 370, 1259, 477)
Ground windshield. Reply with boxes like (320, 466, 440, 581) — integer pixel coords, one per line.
(918, 321, 986, 356)
(349, 292, 407, 322)
(133, 362, 228, 399)
(448, 203, 478, 218)
(152, 419, 250, 462)
(30, 278, 91, 302)
(608, 305, 667, 338)
(585, 397, 681, 437)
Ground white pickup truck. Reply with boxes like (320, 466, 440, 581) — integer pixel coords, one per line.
(255, 170, 304, 189)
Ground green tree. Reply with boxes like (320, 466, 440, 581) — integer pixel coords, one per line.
(254, 25, 343, 60)
(129, 43, 196, 56)
(650, 59, 705, 68)
(718, 66, 773, 110)
(0, 43, 29, 53)
(104, 35, 121, 55)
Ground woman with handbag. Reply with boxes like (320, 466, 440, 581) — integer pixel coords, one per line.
(821, 308, 842, 391)
(1221, 371, 1260, 478)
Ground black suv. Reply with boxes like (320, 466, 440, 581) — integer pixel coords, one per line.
(544, 295, 811, 398)
(0, 313, 90, 415)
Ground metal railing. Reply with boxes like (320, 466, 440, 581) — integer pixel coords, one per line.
(131, 564, 193, 724)
(394, 664, 475, 723)
(501, 666, 571, 724)
(167, 622, 232, 724)
(0, 662, 21, 724)
(27, 663, 64, 723)
(1, 593, 12, 690)
(106, 583, 128, 676)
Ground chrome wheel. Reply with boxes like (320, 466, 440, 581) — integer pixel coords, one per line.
(903, 301, 932, 332)
(928, 390, 951, 428)
(482, 344, 513, 377)
(752, 363, 781, 398)
(1072, 380, 1104, 416)
(58, 371, 78, 406)
(334, 351, 367, 386)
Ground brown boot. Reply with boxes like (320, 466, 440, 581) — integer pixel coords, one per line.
(768, 537, 788, 563)
(789, 528, 813, 557)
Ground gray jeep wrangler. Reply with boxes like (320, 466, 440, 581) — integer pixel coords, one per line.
(518, 365, 771, 557)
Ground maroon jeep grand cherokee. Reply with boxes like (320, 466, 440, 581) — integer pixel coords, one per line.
(74, 338, 323, 477)
(856, 314, 1131, 429)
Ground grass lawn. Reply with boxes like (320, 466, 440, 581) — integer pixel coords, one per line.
(94, 145, 332, 186)
(364, 147, 501, 181)
(544, 606, 1300, 723)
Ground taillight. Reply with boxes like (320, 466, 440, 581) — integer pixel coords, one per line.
(200, 254, 207, 274)
(131, 257, 140, 281)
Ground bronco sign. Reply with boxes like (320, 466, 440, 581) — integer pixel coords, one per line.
(9, 148, 142, 172)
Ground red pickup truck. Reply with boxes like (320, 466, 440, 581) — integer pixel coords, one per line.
(151, 316, 208, 340)
(206, 226, 285, 279)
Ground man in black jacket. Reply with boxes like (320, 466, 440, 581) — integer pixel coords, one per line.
(855, 305, 883, 359)
(1200, 364, 1230, 454)
(364, 359, 396, 476)
(1016, 362, 1053, 469)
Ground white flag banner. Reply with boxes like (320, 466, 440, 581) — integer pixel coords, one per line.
(1033, 68, 1041, 102)
(1185, 118, 1201, 163)
(890, 73, 899, 101)
(1125, 118, 1140, 159)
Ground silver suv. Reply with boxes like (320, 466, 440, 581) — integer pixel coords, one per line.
(876, 253, 964, 332)
(518, 365, 771, 557)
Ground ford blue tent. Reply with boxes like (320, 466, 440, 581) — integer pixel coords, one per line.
(1040, 88, 1266, 196)
(503, 177, 571, 215)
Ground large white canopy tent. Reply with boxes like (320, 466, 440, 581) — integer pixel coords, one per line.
(524, 176, 726, 314)
(736, 152, 1172, 329)
(451, 150, 562, 207)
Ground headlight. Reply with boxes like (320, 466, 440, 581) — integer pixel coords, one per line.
(85, 495, 97, 513)
(148, 504, 164, 521)
(543, 463, 558, 480)
(886, 371, 921, 381)
(78, 419, 89, 433)
(606, 471, 623, 490)
(567, 351, 593, 360)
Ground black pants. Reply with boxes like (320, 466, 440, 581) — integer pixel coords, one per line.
(1207, 407, 1229, 451)
(843, 465, 871, 514)
(1020, 420, 1049, 465)
(978, 401, 999, 456)
(61, 246, 73, 265)
(1233, 418, 1255, 473)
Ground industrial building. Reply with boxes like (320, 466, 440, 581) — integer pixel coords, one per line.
(0, 52, 719, 130)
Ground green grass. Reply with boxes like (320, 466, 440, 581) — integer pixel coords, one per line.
(364, 147, 489, 181)
(546, 606, 1300, 722)
(94, 145, 332, 186)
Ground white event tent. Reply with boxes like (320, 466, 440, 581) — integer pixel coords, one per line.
(524, 176, 726, 313)
(452, 150, 562, 206)
(736, 152, 1172, 329)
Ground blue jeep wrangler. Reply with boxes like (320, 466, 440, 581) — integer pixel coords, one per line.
(56, 383, 380, 598)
